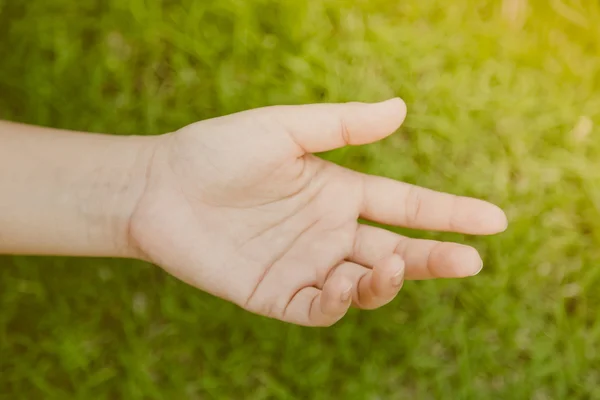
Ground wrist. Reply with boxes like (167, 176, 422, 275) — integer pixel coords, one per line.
(0, 121, 163, 258)
(94, 134, 161, 259)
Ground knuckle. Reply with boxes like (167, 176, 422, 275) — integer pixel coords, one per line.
(339, 117, 351, 146)
(405, 186, 424, 226)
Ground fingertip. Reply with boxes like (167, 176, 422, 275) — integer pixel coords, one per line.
(484, 204, 509, 234)
(467, 199, 509, 235)
(379, 253, 404, 283)
(472, 260, 484, 276)
(497, 206, 509, 232)
(322, 276, 353, 316)
(373, 97, 407, 132)
(449, 245, 483, 277)
(391, 266, 405, 287)
(387, 254, 405, 288)
(390, 97, 408, 118)
(387, 252, 406, 268)
(340, 282, 353, 303)
(370, 254, 405, 300)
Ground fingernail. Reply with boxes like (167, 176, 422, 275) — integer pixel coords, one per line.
(472, 261, 484, 276)
(391, 270, 404, 287)
(341, 286, 352, 302)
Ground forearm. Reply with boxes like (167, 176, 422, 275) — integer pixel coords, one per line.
(0, 121, 156, 258)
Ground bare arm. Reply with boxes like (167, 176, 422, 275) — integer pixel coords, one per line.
(0, 121, 155, 257)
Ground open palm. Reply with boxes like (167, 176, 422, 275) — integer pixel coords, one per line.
(130, 99, 507, 326)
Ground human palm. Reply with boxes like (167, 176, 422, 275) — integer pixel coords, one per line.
(130, 99, 507, 326)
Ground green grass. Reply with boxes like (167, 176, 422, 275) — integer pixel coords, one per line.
(1, 0, 600, 398)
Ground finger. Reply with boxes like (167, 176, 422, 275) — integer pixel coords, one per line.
(327, 259, 404, 310)
(282, 276, 353, 327)
(351, 224, 483, 279)
(262, 98, 407, 155)
(359, 174, 508, 235)
(369, 254, 405, 303)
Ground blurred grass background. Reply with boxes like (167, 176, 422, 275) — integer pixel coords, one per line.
(1, 0, 600, 398)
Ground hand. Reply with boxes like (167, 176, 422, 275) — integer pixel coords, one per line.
(129, 98, 507, 326)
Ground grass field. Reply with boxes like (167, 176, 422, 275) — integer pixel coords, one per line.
(1, 0, 600, 398)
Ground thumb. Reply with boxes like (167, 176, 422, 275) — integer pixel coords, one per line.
(260, 98, 407, 154)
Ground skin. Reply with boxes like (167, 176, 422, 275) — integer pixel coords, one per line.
(0, 98, 507, 327)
